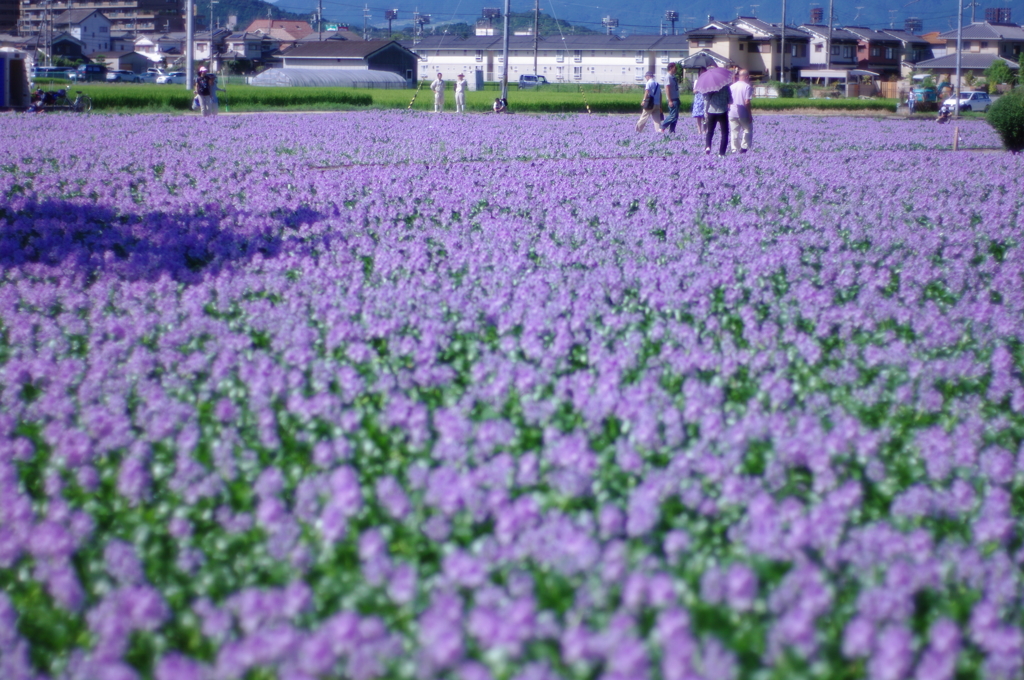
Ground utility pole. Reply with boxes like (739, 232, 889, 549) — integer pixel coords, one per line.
(208, 0, 218, 67)
(780, 0, 786, 82)
(186, 0, 194, 89)
(532, 0, 539, 77)
(317, 0, 322, 40)
(363, 4, 370, 41)
(501, 0, 510, 103)
(825, 0, 834, 70)
(954, 0, 963, 117)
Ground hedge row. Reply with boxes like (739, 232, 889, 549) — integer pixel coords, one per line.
(65, 83, 896, 114)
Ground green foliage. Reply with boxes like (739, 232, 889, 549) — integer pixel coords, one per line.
(73, 84, 372, 111)
(986, 87, 1024, 153)
(73, 83, 896, 114)
(764, 80, 797, 98)
(984, 60, 1016, 86)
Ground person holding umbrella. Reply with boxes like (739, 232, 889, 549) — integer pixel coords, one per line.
(694, 65, 733, 156)
(681, 52, 717, 136)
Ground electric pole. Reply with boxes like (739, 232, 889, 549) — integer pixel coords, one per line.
(780, 0, 786, 82)
(533, 0, 539, 77)
(186, 0, 194, 89)
(501, 0, 510, 102)
(825, 0, 834, 70)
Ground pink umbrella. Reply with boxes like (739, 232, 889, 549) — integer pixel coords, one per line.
(693, 66, 733, 94)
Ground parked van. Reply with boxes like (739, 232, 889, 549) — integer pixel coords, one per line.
(69, 63, 107, 82)
(518, 74, 548, 89)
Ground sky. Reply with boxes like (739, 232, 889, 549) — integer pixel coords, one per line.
(264, 0, 1024, 35)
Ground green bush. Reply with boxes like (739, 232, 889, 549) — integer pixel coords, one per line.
(986, 87, 1024, 153)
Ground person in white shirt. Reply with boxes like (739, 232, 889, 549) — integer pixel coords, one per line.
(431, 73, 445, 113)
(454, 73, 468, 113)
(635, 72, 663, 133)
(728, 69, 754, 153)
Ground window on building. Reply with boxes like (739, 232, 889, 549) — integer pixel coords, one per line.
(573, 66, 581, 79)
(870, 46, 879, 56)
(885, 47, 894, 59)
(739, 43, 745, 50)
(556, 50, 564, 62)
(635, 50, 644, 63)
(981, 41, 988, 48)
(815, 43, 823, 52)
(475, 49, 482, 61)
(831, 45, 840, 55)
(635, 66, 644, 80)
(573, 50, 582, 62)
(100, 26, 108, 32)
(842, 45, 853, 58)
(758, 43, 771, 53)
(696, 39, 710, 47)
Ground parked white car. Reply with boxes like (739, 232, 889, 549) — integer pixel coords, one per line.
(106, 69, 136, 82)
(943, 91, 992, 112)
(156, 71, 187, 85)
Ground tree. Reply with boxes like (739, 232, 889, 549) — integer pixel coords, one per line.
(984, 59, 1015, 86)
(987, 87, 1024, 153)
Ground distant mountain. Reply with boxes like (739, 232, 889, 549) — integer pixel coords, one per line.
(213, 0, 991, 36)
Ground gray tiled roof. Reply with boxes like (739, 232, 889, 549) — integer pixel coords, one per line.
(798, 24, 860, 42)
(283, 39, 412, 59)
(938, 22, 1024, 40)
(51, 9, 108, 26)
(915, 53, 1020, 69)
(733, 17, 809, 40)
(882, 30, 930, 46)
(843, 26, 901, 43)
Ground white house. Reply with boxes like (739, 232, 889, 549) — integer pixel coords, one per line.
(50, 9, 111, 54)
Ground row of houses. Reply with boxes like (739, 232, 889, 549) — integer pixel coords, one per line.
(0, 15, 364, 73)
(397, 16, 1021, 86)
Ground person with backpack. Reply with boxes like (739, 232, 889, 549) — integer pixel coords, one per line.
(195, 67, 213, 117)
(635, 72, 663, 133)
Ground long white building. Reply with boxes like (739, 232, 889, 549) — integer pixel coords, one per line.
(401, 33, 692, 85)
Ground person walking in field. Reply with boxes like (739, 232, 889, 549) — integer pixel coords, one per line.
(728, 69, 753, 153)
(635, 72, 663, 133)
(659, 62, 681, 133)
(454, 73, 468, 113)
(195, 67, 213, 117)
(691, 68, 707, 136)
(431, 73, 445, 113)
(703, 83, 731, 156)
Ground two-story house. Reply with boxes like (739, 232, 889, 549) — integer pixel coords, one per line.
(881, 29, 934, 76)
(914, 21, 1023, 84)
(685, 18, 750, 69)
(731, 16, 811, 80)
(50, 9, 112, 54)
(843, 26, 902, 76)
(798, 25, 860, 70)
(193, 27, 231, 65)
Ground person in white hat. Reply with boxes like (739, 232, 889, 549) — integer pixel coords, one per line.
(195, 66, 214, 117)
(454, 73, 468, 113)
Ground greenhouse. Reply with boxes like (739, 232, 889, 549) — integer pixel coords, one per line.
(250, 68, 410, 89)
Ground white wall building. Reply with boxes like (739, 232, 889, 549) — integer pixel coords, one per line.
(403, 34, 691, 85)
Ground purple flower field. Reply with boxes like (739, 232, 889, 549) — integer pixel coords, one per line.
(0, 111, 1022, 680)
